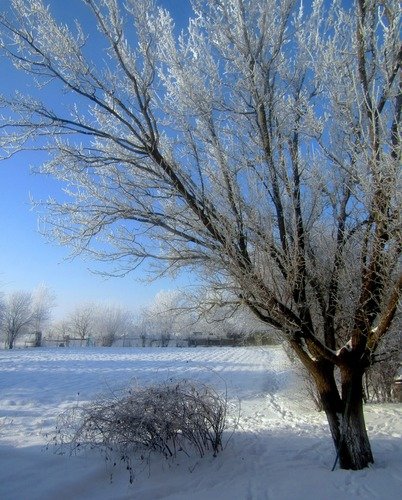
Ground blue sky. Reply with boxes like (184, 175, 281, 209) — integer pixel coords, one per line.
(0, 0, 193, 319)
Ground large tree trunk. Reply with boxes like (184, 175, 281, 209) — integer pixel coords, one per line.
(313, 361, 374, 470)
(7, 336, 14, 349)
(337, 365, 374, 470)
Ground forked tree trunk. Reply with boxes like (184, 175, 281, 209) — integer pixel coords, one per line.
(313, 362, 374, 470)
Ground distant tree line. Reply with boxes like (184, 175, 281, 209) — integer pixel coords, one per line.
(46, 289, 277, 348)
(0, 286, 277, 349)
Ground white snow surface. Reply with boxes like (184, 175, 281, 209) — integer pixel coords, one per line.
(0, 346, 400, 500)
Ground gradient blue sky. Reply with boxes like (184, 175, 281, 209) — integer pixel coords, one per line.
(0, 0, 193, 319)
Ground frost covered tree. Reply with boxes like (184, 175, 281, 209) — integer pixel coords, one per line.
(67, 303, 95, 346)
(0, 292, 4, 320)
(31, 284, 56, 334)
(48, 319, 71, 343)
(93, 304, 133, 346)
(0, 292, 6, 340)
(3, 291, 33, 349)
(0, 0, 400, 470)
(138, 290, 183, 346)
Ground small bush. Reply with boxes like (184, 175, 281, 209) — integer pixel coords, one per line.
(51, 380, 228, 481)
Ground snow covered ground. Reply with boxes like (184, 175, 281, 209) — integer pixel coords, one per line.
(0, 346, 400, 500)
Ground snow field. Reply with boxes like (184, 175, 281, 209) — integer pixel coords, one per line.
(0, 346, 401, 499)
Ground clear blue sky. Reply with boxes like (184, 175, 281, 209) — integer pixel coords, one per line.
(0, 0, 193, 319)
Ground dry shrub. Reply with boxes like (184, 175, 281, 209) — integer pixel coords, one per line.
(51, 380, 228, 481)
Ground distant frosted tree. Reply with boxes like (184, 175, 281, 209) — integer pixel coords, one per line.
(31, 284, 56, 337)
(93, 304, 133, 346)
(3, 291, 33, 349)
(0, 292, 5, 338)
(48, 319, 71, 344)
(140, 290, 182, 346)
(0, 0, 400, 470)
(67, 304, 94, 346)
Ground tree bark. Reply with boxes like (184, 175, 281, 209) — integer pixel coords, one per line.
(313, 361, 374, 470)
(336, 365, 374, 470)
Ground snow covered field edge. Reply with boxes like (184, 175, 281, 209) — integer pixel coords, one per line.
(0, 346, 401, 500)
